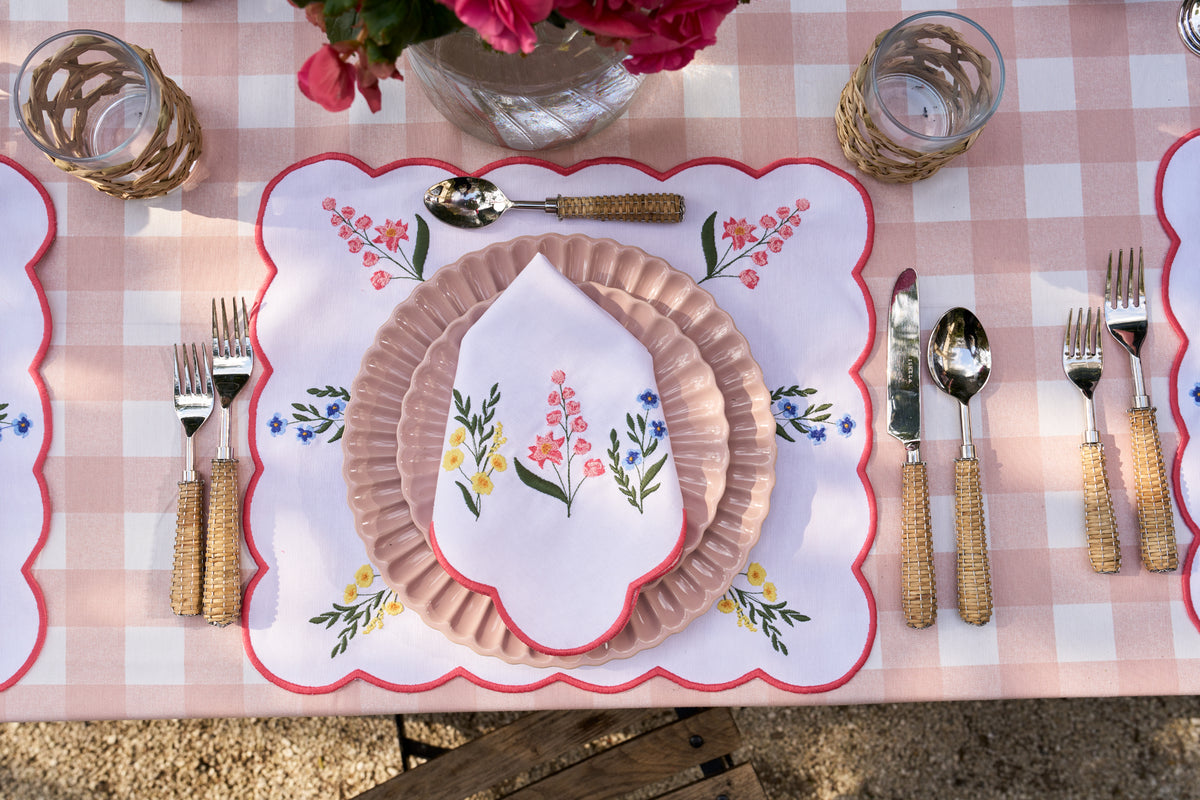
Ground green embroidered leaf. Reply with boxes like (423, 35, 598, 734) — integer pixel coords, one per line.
(328, 426, 344, 443)
(315, 421, 332, 434)
(514, 458, 569, 504)
(639, 453, 668, 492)
(701, 211, 718, 276)
(412, 214, 430, 279)
(455, 480, 480, 519)
(775, 422, 795, 442)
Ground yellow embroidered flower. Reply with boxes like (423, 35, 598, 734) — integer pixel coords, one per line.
(384, 600, 404, 616)
(735, 604, 757, 632)
(717, 597, 735, 614)
(762, 582, 777, 602)
(343, 584, 358, 603)
(492, 422, 507, 446)
(746, 562, 766, 586)
(442, 448, 464, 471)
(449, 427, 466, 446)
(489, 453, 508, 472)
(471, 472, 494, 495)
(355, 565, 374, 588)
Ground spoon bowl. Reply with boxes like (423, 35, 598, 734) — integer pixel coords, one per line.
(928, 306, 991, 411)
(424, 176, 520, 229)
(1180, 0, 1200, 56)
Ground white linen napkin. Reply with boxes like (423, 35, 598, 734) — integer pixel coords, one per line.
(428, 253, 686, 655)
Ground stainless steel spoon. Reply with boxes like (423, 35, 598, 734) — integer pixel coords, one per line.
(928, 307, 993, 626)
(423, 176, 685, 229)
(1180, 0, 1200, 55)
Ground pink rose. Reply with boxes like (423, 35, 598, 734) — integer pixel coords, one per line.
(566, 400, 581, 415)
(571, 416, 588, 433)
(548, 391, 560, 406)
(739, 269, 760, 289)
(338, 225, 353, 239)
(751, 251, 768, 267)
(323, 197, 337, 211)
(550, 369, 566, 385)
(767, 238, 783, 253)
(573, 438, 592, 455)
(363, 251, 380, 267)
(547, 409, 563, 425)
(779, 225, 793, 239)
(623, 0, 740, 74)
(582, 458, 606, 478)
(370, 271, 391, 290)
(796, 198, 810, 211)
(435, 0, 554, 54)
(347, 239, 364, 253)
(354, 215, 372, 230)
(561, 387, 575, 400)
(297, 45, 355, 112)
(759, 214, 776, 228)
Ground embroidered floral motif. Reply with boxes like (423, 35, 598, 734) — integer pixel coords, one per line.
(717, 561, 809, 655)
(446, 384, 506, 520)
(0, 405, 33, 442)
(514, 371, 604, 517)
(698, 198, 810, 287)
(267, 386, 350, 444)
(1192, 382, 1200, 405)
(310, 564, 404, 658)
(606, 390, 670, 514)
(771, 385, 855, 447)
(322, 196, 428, 287)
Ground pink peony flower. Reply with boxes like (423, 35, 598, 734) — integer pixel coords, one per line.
(341, 206, 355, 217)
(582, 458, 606, 478)
(528, 432, 565, 467)
(354, 215, 372, 230)
(435, 0, 554, 54)
(573, 438, 592, 455)
(571, 416, 588, 433)
(298, 45, 356, 112)
(363, 251, 380, 267)
(550, 370, 566, 385)
(347, 239, 364, 253)
(759, 214, 776, 228)
(330, 214, 341, 226)
(721, 217, 758, 250)
(739, 269, 760, 289)
(767, 238, 783, 253)
(338, 225, 353, 239)
(373, 218, 409, 252)
(779, 225, 793, 239)
(751, 251, 768, 267)
(323, 197, 337, 211)
(370, 271, 392, 290)
(776, 206, 790, 218)
(796, 198, 810, 211)
(548, 391, 560, 406)
(546, 409, 563, 425)
(561, 387, 575, 400)
(566, 400, 581, 416)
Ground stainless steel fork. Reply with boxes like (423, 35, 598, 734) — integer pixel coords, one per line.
(204, 298, 254, 626)
(1062, 308, 1120, 574)
(172, 343, 214, 615)
(1104, 248, 1177, 573)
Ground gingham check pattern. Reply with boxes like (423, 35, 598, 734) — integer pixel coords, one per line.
(3, 0, 1200, 722)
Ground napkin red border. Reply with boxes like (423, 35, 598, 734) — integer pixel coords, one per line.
(0, 156, 54, 693)
(1158, 128, 1200, 633)
(247, 153, 876, 696)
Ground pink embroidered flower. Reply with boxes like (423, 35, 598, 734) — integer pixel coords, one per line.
(796, 198, 810, 211)
(571, 416, 588, 433)
(565, 400, 581, 416)
(323, 197, 337, 212)
(779, 225, 794, 239)
(373, 218, 409, 252)
(721, 217, 758, 250)
(297, 45, 356, 112)
(751, 251, 768, 267)
(550, 370, 566, 385)
(573, 438, 592, 455)
(363, 251, 380, 267)
(338, 225, 353, 239)
(330, 214, 341, 226)
(528, 432, 565, 467)
(776, 206, 790, 218)
(341, 206, 355, 218)
(546, 409, 563, 425)
(347, 239, 364, 253)
(370, 271, 392, 290)
(561, 387, 575, 400)
(582, 458, 606, 478)
(548, 391, 560, 406)
(739, 269, 760, 289)
(354, 214, 372, 230)
(759, 214, 776, 228)
(767, 238, 784, 254)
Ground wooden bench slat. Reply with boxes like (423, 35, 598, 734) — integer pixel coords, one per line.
(650, 763, 767, 800)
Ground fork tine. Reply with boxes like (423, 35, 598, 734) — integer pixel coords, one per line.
(173, 344, 183, 396)
(220, 298, 231, 356)
(1064, 308, 1074, 355)
(1092, 306, 1102, 357)
(1105, 253, 1114, 309)
(1136, 246, 1145, 307)
(197, 343, 212, 396)
(241, 297, 251, 357)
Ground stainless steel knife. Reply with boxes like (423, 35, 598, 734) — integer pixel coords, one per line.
(887, 268, 936, 628)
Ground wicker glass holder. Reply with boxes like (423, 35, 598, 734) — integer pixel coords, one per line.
(16, 33, 201, 199)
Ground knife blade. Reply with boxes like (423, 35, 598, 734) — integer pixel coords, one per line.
(887, 268, 936, 629)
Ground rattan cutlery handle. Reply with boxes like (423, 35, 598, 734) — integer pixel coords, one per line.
(901, 461, 936, 628)
(1128, 407, 1178, 572)
(954, 457, 992, 625)
(554, 193, 685, 223)
(203, 458, 242, 626)
(1079, 442, 1121, 574)
(171, 479, 204, 616)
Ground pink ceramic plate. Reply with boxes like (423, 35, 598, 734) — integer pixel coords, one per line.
(398, 283, 729, 558)
(342, 233, 777, 667)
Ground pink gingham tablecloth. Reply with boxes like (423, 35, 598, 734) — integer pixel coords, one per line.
(4, 0, 1200, 721)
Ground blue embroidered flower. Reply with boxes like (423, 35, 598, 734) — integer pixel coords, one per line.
(808, 426, 827, 445)
(624, 449, 643, 467)
(638, 390, 659, 410)
(837, 415, 855, 437)
(776, 399, 799, 419)
(326, 401, 344, 419)
(268, 413, 287, 436)
(650, 420, 667, 439)
(1192, 383, 1200, 405)
(13, 414, 32, 437)
(296, 426, 316, 445)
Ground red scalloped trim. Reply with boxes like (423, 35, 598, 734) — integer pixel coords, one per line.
(0, 157, 55, 692)
(244, 153, 876, 696)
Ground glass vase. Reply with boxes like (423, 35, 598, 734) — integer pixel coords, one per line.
(405, 22, 644, 151)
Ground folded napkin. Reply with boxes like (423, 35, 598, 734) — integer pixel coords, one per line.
(429, 253, 686, 655)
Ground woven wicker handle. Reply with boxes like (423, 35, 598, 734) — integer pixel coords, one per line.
(555, 193, 684, 223)
(1128, 407, 1178, 572)
(171, 479, 204, 616)
(203, 458, 242, 626)
(954, 457, 992, 625)
(1079, 442, 1121, 574)
(901, 461, 936, 629)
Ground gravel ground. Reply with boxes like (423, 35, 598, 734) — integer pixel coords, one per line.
(4, 697, 1200, 799)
